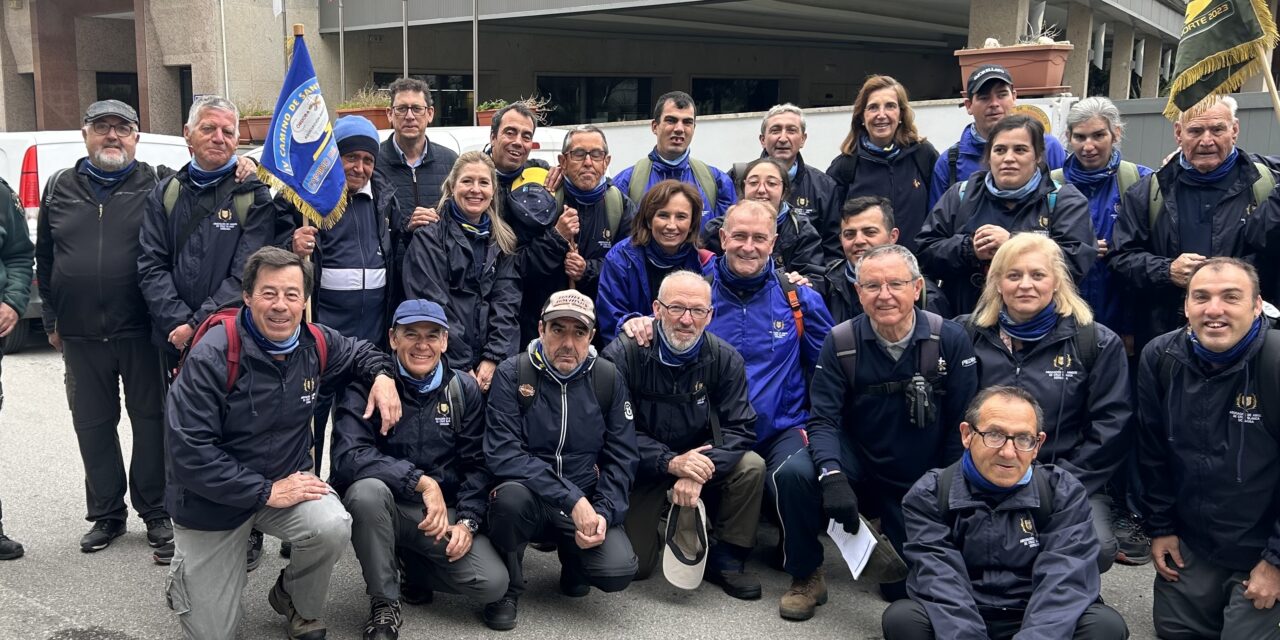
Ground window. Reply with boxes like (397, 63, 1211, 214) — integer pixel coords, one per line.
(692, 78, 779, 116)
(536, 76, 653, 125)
(97, 72, 139, 113)
(372, 72, 474, 126)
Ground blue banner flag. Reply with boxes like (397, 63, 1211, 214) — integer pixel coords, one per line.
(257, 33, 347, 229)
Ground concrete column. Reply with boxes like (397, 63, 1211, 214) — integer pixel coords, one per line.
(1063, 2, 1093, 97)
(0, 3, 35, 131)
(1108, 23, 1135, 99)
(1140, 36, 1162, 98)
(967, 0, 1030, 48)
(29, 0, 79, 130)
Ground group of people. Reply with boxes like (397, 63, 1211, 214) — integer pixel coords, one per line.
(0, 62, 1278, 640)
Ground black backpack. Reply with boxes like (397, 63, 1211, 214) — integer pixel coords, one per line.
(613, 333, 723, 446)
(935, 461, 1055, 533)
(963, 318, 1100, 374)
(829, 311, 946, 426)
(1155, 329, 1280, 435)
(516, 353, 617, 415)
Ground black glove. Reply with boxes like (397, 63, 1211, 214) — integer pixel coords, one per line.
(820, 473, 860, 534)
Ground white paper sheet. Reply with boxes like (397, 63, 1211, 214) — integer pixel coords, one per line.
(827, 517, 877, 579)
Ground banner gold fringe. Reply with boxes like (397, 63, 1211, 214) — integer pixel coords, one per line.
(256, 164, 349, 230)
(1163, 0, 1280, 121)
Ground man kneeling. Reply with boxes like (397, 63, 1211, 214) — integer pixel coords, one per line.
(882, 386, 1128, 640)
(332, 300, 509, 639)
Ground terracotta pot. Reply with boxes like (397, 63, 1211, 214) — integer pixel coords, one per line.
(475, 108, 499, 126)
(955, 43, 1074, 97)
(336, 106, 391, 129)
(240, 115, 272, 144)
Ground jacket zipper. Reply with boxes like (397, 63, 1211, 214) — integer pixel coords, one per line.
(555, 380, 568, 477)
(97, 202, 107, 340)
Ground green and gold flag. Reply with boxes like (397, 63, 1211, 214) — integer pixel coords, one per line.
(1164, 0, 1279, 121)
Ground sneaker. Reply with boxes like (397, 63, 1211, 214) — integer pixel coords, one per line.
(1114, 512, 1152, 566)
(247, 530, 264, 572)
(482, 597, 518, 632)
(363, 598, 401, 640)
(280, 540, 293, 558)
(268, 571, 328, 640)
(80, 520, 126, 553)
(146, 518, 174, 548)
(0, 532, 23, 560)
(705, 568, 763, 600)
(779, 569, 828, 621)
(153, 541, 175, 565)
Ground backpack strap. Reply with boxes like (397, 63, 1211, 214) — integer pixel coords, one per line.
(831, 320, 859, 392)
(918, 311, 945, 381)
(776, 269, 805, 339)
(162, 175, 181, 215)
(957, 179, 968, 203)
(446, 374, 465, 431)
(307, 324, 328, 376)
(591, 357, 617, 412)
(42, 168, 72, 208)
(1073, 321, 1099, 373)
(629, 157, 652, 205)
(946, 145, 960, 187)
(935, 460, 960, 520)
(231, 190, 253, 227)
(1147, 173, 1164, 231)
(1049, 168, 1064, 185)
(731, 161, 750, 185)
(222, 315, 241, 392)
(1117, 161, 1140, 194)
(1254, 331, 1280, 437)
(1046, 178, 1060, 213)
(517, 353, 539, 415)
(688, 158, 718, 214)
(604, 186, 625, 239)
(936, 460, 1054, 531)
(1250, 161, 1276, 209)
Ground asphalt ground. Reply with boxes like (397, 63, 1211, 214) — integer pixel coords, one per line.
(0, 343, 1159, 639)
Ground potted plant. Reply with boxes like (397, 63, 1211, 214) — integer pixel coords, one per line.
(476, 95, 555, 126)
(336, 86, 392, 129)
(954, 25, 1074, 97)
(475, 98, 508, 126)
(238, 102, 272, 145)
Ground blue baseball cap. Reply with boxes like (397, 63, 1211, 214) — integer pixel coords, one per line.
(393, 299, 449, 329)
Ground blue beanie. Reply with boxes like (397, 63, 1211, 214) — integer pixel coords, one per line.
(333, 115, 379, 157)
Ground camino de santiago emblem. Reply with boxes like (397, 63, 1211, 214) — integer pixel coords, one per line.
(796, 197, 809, 208)
(1038, 215, 1050, 229)
(302, 377, 316, 393)
(602, 228, 611, 241)
(438, 401, 450, 415)
(1020, 515, 1034, 534)
(218, 209, 233, 222)
(1054, 354, 1073, 369)
(1238, 393, 1258, 411)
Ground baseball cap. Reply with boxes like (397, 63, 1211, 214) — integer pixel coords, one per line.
(84, 99, 139, 125)
(662, 499, 708, 590)
(966, 64, 1014, 97)
(542, 290, 595, 328)
(393, 299, 449, 329)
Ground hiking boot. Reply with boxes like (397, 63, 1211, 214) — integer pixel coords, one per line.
(779, 569, 828, 621)
(146, 518, 174, 548)
(400, 581, 433, 605)
(363, 598, 401, 640)
(0, 532, 23, 560)
(80, 520, 126, 552)
(559, 568, 590, 598)
(705, 567, 763, 600)
(268, 572, 327, 640)
(281, 540, 293, 558)
(1114, 511, 1152, 566)
(483, 597, 518, 631)
(247, 529, 265, 572)
(152, 541, 175, 565)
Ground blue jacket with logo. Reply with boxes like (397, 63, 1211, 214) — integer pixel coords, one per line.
(929, 123, 1067, 209)
(704, 259, 832, 444)
(904, 463, 1101, 640)
(613, 149, 737, 222)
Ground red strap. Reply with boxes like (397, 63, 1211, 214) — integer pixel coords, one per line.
(785, 289, 805, 339)
(223, 316, 241, 392)
(307, 324, 328, 374)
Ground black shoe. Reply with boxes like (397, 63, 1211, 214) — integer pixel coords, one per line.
(280, 540, 293, 558)
(1114, 512, 1152, 566)
(80, 520, 126, 553)
(529, 541, 556, 552)
(400, 581, 433, 605)
(0, 532, 23, 560)
(146, 517, 174, 548)
(483, 597, 518, 631)
(363, 598, 401, 640)
(559, 571, 590, 598)
(269, 571, 328, 640)
(153, 541, 175, 565)
(705, 568, 763, 600)
(247, 530, 264, 572)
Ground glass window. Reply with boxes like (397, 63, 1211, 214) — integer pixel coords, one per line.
(372, 72, 475, 126)
(692, 78, 779, 116)
(536, 76, 653, 125)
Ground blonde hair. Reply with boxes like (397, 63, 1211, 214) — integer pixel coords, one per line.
(438, 151, 517, 255)
(972, 233, 1094, 328)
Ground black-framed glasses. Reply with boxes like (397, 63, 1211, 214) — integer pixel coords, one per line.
(656, 300, 712, 319)
(391, 105, 429, 116)
(856, 279, 915, 295)
(90, 121, 136, 137)
(566, 149, 607, 161)
(972, 429, 1040, 452)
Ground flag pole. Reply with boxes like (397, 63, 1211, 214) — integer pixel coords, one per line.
(1255, 43, 1280, 127)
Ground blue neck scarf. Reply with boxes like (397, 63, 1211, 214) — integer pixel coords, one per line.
(787, 161, 799, 180)
(654, 148, 690, 168)
(655, 322, 704, 366)
(859, 134, 900, 160)
(241, 307, 301, 356)
(961, 449, 1031, 496)
(564, 177, 608, 205)
(1064, 152, 1122, 242)
(999, 301, 1059, 342)
(644, 240, 695, 270)
(493, 161, 522, 186)
(82, 160, 137, 186)
(715, 254, 771, 296)
(967, 123, 988, 146)
(1189, 314, 1264, 367)
(776, 201, 792, 225)
(188, 156, 237, 190)
(984, 168, 1043, 201)
(1179, 148, 1239, 184)
(843, 260, 858, 286)
(398, 359, 444, 395)
(532, 339, 589, 382)
(445, 199, 491, 238)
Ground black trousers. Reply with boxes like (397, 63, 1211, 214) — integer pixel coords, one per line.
(63, 337, 167, 523)
(882, 599, 1129, 640)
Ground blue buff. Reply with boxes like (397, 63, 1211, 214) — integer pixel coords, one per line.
(968, 123, 988, 146)
(81, 160, 138, 186)
(1179, 148, 1239, 184)
(644, 240, 696, 269)
(655, 322, 704, 366)
(961, 449, 1031, 496)
(1063, 152, 1122, 241)
(843, 260, 858, 285)
(1189, 314, 1263, 367)
(715, 253, 771, 293)
(398, 359, 444, 394)
(444, 199, 491, 238)
(983, 168, 1043, 201)
(241, 307, 301, 356)
(998, 301, 1059, 342)
(188, 156, 238, 189)
(859, 134, 900, 160)
(564, 176, 609, 205)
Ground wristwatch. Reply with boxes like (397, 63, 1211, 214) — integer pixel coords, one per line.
(458, 518, 479, 534)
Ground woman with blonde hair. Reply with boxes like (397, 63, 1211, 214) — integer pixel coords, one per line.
(403, 151, 521, 392)
(965, 232, 1132, 574)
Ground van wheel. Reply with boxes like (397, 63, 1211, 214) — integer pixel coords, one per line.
(1, 319, 29, 354)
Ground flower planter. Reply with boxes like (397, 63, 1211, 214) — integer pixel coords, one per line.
(475, 108, 499, 126)
(336, 106, 391, 129)
(239, 115, 272, 144)
(955, 43, 1074, 97)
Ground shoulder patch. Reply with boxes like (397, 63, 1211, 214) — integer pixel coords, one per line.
(623, 400, 634, 421)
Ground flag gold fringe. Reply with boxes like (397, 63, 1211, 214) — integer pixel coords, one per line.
(1163, 0, 1280, 121)
(256, 164, 349, 230)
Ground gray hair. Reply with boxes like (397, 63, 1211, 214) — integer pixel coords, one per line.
(1181, 94, 1239, 122)
(854, 244, 921, 281)
(562, 125, 609, 154)
(186, 95, 240, 132)
(964, 385, 1045, 434)
(657, 269, 711, 302)
(1065, 96, 1125, 145)
(760, 103, 807, 134)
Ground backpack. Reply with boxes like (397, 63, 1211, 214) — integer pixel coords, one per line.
(553, 186, 625, 244)
(443, 375, 465, 431)
(935, 460, 1055, 532)
(963, 318, 1100, 373)
(614, 333, 724, 446)
(1156, 329, 1280, 435)
(515, 352, 618, 415)
(1049, 160, 1140, 200)
(628, 156, 717, 213)
(1145, 161, 1276, 230)
(823, 147, 936, 195)
(829, 311, 945, 426)
(956, 175, 1059, 212)
(161, 175, 254, 256)
(180, 306, 329, 392)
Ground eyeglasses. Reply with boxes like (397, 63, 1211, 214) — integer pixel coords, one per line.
(566, 149, 607, 161)
(856, 279, 915, 295)
(90, 121, 137, 137)
(972, 429, 1040, 452)
(744, 177, 783, 190)
(656, 300, 712, 319)
(391, 105, 429, 116)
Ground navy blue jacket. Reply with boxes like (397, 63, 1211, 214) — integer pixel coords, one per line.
(331, 367, 490, 526)
(786, 155, 841, 264)
(807, 311, 977, 492)
(137, 167, 274, 351)
(595, 239, 709, 344)
(966, 316, 1132, 496)
(0, 177, 31, 323)
(484, 349, 639, 525)
(915, 171, 1095, 316)
(700, 204, 826, 279)
(1137, 329, 1280, 572)
(904, 463, 1101, 640)
(826, 141, 938, 255)
(817, 259, 951, 325)
(374, 134, 457, 304)
(401, 212, 521, 372)
(164, 313, 393, 531)
(601, 328, 756, 480)
(929, 123, 1067, 209)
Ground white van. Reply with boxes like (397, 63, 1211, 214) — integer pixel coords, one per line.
(0, 130, 192, 353)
